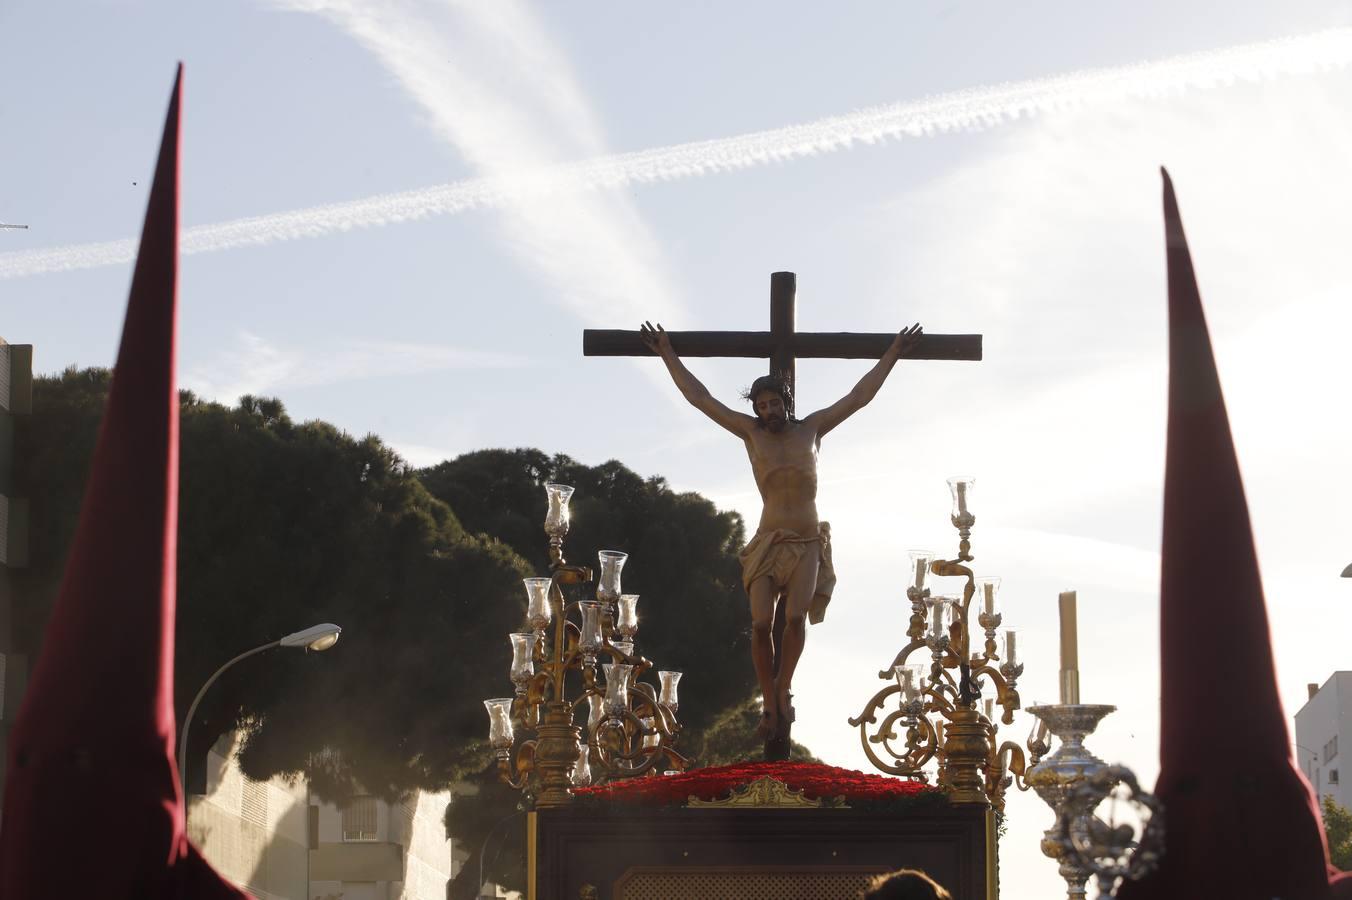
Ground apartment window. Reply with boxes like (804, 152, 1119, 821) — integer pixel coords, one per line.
(1331, 769, 1340, 785)
(342, 795, 378, 841)
(1325, 736, 1339, 763)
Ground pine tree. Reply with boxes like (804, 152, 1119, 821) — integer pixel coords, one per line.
(1324, 795, 1352, 872)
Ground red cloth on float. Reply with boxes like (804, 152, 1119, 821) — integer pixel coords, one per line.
(0, 67, 250, 899)
(573, 760, 936, 806)
(1116, 171, 1331, 899)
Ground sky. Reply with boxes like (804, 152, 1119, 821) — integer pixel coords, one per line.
(5, 2, 1352, 897)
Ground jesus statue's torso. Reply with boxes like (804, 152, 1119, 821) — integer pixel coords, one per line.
(744, 421, 821, 536)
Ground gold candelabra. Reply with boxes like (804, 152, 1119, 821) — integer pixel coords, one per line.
(849, 477, 1030, 810)
(485, 482, 688, 808)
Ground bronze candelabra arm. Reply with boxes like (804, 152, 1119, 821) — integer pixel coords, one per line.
(877, 637, 930, 679)
(966, 664, 1022, 724)
(627, 653, 655, 682)
(994, 740, 1030, 791)
(930, 557, 973, 580)
(550, 563, 593, 584)
(494, 735, 538, 792)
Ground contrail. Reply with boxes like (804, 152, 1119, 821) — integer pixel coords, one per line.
(6, 26, 1351, 281)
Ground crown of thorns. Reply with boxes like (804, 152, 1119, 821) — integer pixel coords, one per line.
(741, 374, 793, 406)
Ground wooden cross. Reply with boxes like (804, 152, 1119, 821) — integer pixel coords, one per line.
(585, 271, 980, 758)
(583, 271, 982, 415)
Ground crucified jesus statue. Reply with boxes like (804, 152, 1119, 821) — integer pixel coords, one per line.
(639, 320, 923, 746)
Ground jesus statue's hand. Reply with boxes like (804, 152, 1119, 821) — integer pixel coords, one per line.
(640, 321, 674, 358)
(891, 323, 923, 358)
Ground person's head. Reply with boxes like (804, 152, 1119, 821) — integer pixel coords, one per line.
(859, 868, 952, 900)
(742, 374, 792, 433)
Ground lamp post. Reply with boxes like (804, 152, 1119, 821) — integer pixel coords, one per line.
(177, 623, 342, 793)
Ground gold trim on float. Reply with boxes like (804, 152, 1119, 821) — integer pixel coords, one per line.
(985, 806, 998, 900)
(685, 776, 847, 809)
(527, 810, 538, 900)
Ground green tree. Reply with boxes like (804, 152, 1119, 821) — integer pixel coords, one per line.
(1325, 795, 1352, 872)
(14, 370, 533, 799)
(420, 448, 757, 737)
(17, 373, 804, 900)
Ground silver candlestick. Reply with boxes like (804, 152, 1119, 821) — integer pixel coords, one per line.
(1025, 704, 1163, 900)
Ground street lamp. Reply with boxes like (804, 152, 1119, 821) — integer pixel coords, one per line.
(177, 623, 342, 790)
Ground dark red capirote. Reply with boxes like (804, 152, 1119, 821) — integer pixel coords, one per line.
(1116, 170, 1334, 899)
(0, 66, 250, 899)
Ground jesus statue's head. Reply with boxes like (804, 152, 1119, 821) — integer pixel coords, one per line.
(743, 374, 793, 433)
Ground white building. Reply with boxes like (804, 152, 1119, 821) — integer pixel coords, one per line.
(1295, 671, 1352, 810)
(189, 731, 459, 900)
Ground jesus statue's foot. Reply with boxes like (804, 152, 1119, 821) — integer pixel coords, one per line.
(756, 705, 779, 741)
(774, 690, 796, 741)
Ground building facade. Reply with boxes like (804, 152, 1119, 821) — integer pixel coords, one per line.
(190, 730, 459, 900)
(1295, 671, 1352, 810)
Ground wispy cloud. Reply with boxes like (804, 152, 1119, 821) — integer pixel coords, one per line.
(184, 330, 528, 402)
(253, 0, 684, 329)
(5, 25, 1352, 280)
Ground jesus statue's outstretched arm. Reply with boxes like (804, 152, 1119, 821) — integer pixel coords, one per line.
(803, 323, 923, 438)
(640, 321, 754, 438)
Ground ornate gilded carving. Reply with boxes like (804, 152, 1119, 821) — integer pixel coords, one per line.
(685, 775, 846, 809)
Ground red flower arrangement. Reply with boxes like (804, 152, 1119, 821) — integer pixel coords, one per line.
(572, 761, 939, 807)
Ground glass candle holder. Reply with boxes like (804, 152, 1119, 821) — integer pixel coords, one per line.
(570, 744, 592, 787)
(586, 693, 606, 734)
(508, 633, 534, 691)
(658, 670, 682, 711)
(1027, 703, 1045, 744)
(602, 663, 632, 715)
(611, 639, 633, 658)
(523, 577, 553, 634)
(926, 595, 957, 639)
(616, 593, 639, 639)
(544, 482, 575, 535)
(908, 550, 934, 592)
(484, 698, 515, 750)
(579, 602, 604, 658)
(976, 576, 1000, 616)
(597, 550, 628, 605)
(947, 476, 975, 518)
(894, 663, 926, 702)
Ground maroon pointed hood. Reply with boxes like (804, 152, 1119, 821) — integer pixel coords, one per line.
(1117, 170, 1330, 899)
(0, 66, 249, 899)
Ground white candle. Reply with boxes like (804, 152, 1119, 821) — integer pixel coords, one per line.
(1058, 591, 1080, 704)
(1005, 629, 1017, 665)
(956, 481, 968, 514)
(983, 581, 996, 615)
(1058, 591, 1079, 671)
(914, 558, 926, 589)
(984, 698, 994, 720)
(930, 600, 945, 637)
